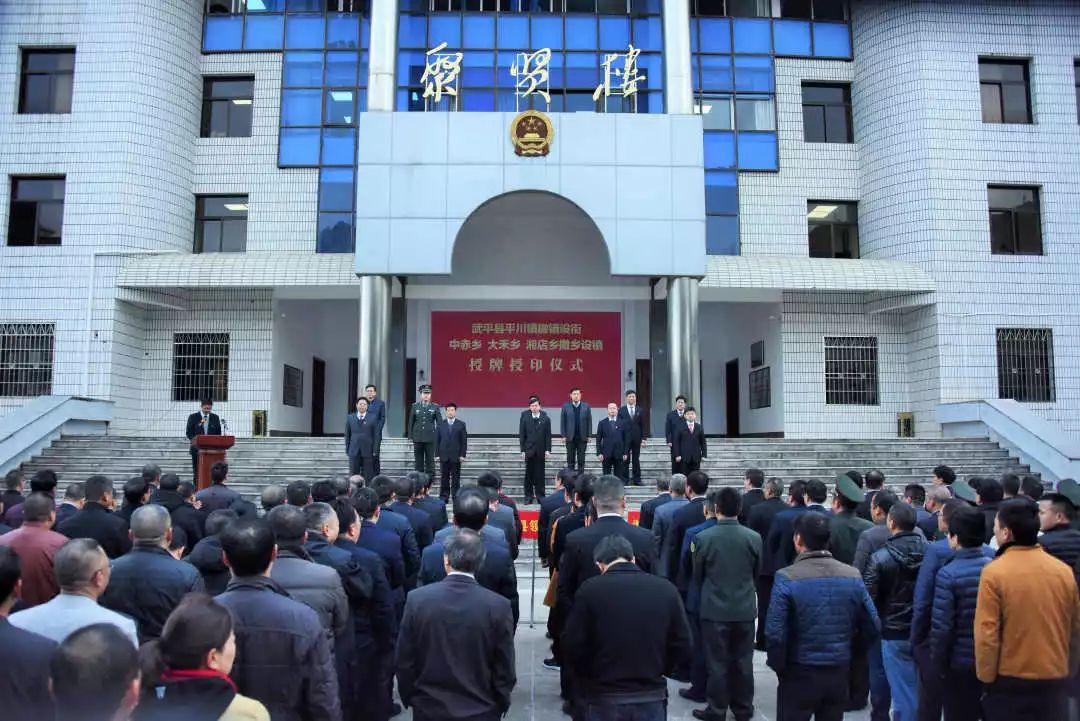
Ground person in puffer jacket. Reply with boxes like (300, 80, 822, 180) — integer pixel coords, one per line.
(1038, 479, 1080, 583)
(766, 513, 880, 720)
(864, 503, 926, 721)
(185, 509, 239, 595)
(929, 505, 990, 721)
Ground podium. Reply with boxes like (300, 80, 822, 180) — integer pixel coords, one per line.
(193, 435, 235, 492)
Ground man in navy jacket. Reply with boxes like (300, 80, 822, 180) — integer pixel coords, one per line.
(363, 384, 387, 474)
(435, 403, 468, 501)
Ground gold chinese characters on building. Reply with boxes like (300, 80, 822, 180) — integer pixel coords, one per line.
(510, 110, 554, 157)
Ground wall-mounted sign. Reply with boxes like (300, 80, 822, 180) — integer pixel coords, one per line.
(510, 110, 554, 157)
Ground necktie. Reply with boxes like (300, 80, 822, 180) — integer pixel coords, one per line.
(360, 415, 365, 422)
(572, 404, 580, 439)
(689, 423, 694, 432)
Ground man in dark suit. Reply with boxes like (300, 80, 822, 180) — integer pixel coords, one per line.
(766, 479, 830, 573)
(353, 487, 407, 616)
(413, 474, 449, 532)
(738, 468, 766, 526)
(435, 403, 468, 501)
(371, 476, 422, 591)
(184, 398, 222, 482)
(639, 477, 672, 531)
(418, 488, 518, 623)
(345, 397, 380, 480)
(519, 395, 552, 504)
(560, 388, 592, 473)
(595, 402, 629, 481)
(674, 407, 707, 475)
(396, 529, 516, 721)
(665, 470, 710, 584)
(56, 475, 131, 559)
(562, 535, 692, 721)
(746, 476, 787, 651)
(0, 547, 57, 721)
(390, 477, 435, 552)
(617, 389, 648, 485)
(539, 468, 575, 568)
(665, 395, 688, 475)
(363, 384, 387, 475)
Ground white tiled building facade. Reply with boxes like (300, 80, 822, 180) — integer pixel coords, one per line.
(0, 0, 1077, 440)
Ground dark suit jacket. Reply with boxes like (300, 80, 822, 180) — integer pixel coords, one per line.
(617, 405, 647, 443)
(0, 617, 56, 721)
(185, 411, 222, 444)
(856, 490, 878, 522)
(418, 532, 519, 623)
(367, 397, 387, 435)
(396, 575, 516, 719)
(666, 497, 708, 579)
(56, 501, 131, 559)
(345, 412, 380, 458)
(562, 563, 692, 703)
(415, 496, 449, 532)
(539, 490, 570, 563)
(747, 496, 787, 576)
(390, 501, 435, 551)
(595, 417, 628, 460)
(674, 423, 707, 464)
(377, 508, 421, 590)
(738, 487, 766, 526)
(664, 410, 685, 445)
(557, 516, 658, 617)
(766, 504, 832, 573)
(436, 419, 468, 460)
(639, 492, 672, 531)
(560, 402, 592, 442)
(519, 411, 552, 457)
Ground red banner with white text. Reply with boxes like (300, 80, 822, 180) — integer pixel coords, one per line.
(519, 509, 641, 540)
(430, 311, 621, 408)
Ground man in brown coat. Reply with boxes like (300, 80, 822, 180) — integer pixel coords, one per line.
(0, 493, 67, 606)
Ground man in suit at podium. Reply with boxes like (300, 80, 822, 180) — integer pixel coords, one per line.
(674, 407, 707, 475)
(560, 388, 592, 473)
(185, 398, 222, 482)
(435, 403, 468, 502)
(346, 397, 380, 480)
(617, 390, 648, 485)
(595, 402, 628, 481)
(364, 384, 386, 474)
(519, 396, 552, 505)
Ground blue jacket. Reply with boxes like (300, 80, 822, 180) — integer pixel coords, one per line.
(377, 507, 421, 589)
(910, 539, 993, 648)
(766, 551, 879, 673)
(929, 547, 991, 672)
(100, 545, 204, 643)
(333, 536, 397, 650)
(418, 530, 519, 624)
(678, 518, 716, 609)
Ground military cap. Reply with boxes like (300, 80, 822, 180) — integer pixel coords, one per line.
(835, 473, 864, 503)
(418, 384, 432, 393)
(952, 480, 977, 503)
(1048, 478, 1080, 509)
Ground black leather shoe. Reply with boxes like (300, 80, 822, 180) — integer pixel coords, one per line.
(389, 702, 402, 717)
(692, 710, 723, 721)
(678, 688, 706, 703)
(542, 657, 560, 670)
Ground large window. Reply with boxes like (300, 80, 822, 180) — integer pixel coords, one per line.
(173, 333, 230, 402)
(202, 77, 254, 137)
(979, 59, 1031, 124)
(997, 328, 1054, 403)
(988, 185, 1041, 255)
(824, 336, 878, 406)
(0, 324, 54, 398)
(195, 195, 248, 253)
(692, 0, 846, 18)
(8, 177, 65, 247)
(801, 82, 851, 143)
(19, 49, 74, 114)
(807, 201, 858, 258)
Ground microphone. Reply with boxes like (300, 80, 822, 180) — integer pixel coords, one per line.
(221, 418, 230, 435)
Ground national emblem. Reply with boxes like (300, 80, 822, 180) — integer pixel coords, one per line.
(510, 110, 554, 158)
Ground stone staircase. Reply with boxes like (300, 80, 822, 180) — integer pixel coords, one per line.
(19, 435, 1032, 507)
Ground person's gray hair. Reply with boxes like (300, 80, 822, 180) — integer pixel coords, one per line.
(764, 477, 785, 498)
(141, 463, 161, 482)
(63, 482, 85, 501)
(55, 539, 107, 591)
(926, 485, 951, 507)
(670, 474, 688, 497)
(656, 477, 670, 491)
(444, 528, 487, 574)
(260, 484, 286, 510)
(130, 504, 171, 544)
(593, 475, 625, 513)
(302, 502, 336, 533)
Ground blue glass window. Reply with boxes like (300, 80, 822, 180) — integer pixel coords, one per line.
(279, 127, 320, 166)
(706, 215, 739, 255)
(632, 17, 663, 52)
(732, 18, 770, 53)
(399, 15, 427, 49)
(566, 52, 598, 89)
(773, 19, 811, 56)
(599, 17, 630, 50)
(429, 15, 462, 48)
(204, 16, 244, 52)
(463, 16, 495, 48)
(463, 89, 495, 111)
(735, 96, 774, 130)
(697, 18, 731, 53)
(327, 13, 360, 48)
(462, 51, 495, 87)
(287, 0, 322, 10)
(247, 0, 285, 11)
(734, 55, 773, 92)
(531, 16, 563, 49)
(319, 168, 354, 211)
(284, 51, 324, 86)
(325, 90, 356, 125)
(244, 14, 284, 50)
(705, 171, 738, 214)
(813, 22, 851, 59)
(703, 131, 736, 169)
(317, 213, 354, 253)
(699, 56, 733, 91)
(496, 16, 529, 48)
(325, 51, 359, 85)
(281, 89, 322, 126)
(322, 127, 357, 165)
(566, 17, 598, 51)
(286, 15, 325, 49)
(737, 132, 777, 171)
(699, 95, 732, 130)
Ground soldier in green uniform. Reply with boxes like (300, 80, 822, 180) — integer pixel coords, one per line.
(408, 384, 441, 477)
(830, 473, 874, 566)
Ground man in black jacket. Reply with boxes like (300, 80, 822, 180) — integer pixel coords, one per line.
(413, 473, 449, 533)
(435, 403, 468, 501)
(674, 408, 707, 475)
(345, 397, 381, 480)
(0, 547, 56, 721)
(617, 389, 648, 485)
(664, 395, 688, 474)
(56, 475, 130, 559)
(639, 476, 672, 531)
(562, 535, 692, 721)
(100, 505, 204, 643)
(390, 476, 435, 551)
(595, 402, 629, 481)
(864, 503, 926, 721)
(975, 477, 1004, 545)
(519, 395, 553, 503)
(1038, 478, 1080, 582)
(184, 508, 238, 594)
(396, 529, 516, 721)
(153, 475, 206, 553)
(738, 468, 765, 526)
(185, 397, 222, 481)
(560, 388, 592, 473)
(195, 461, 241, 513)
(115, 477, 150, 524)
(746, 476, 786, 651)
(539, 468, 575, 566)
(666, 471, 710, 579)
(856, 469, 882, 522)
(217, 518, 340, 721)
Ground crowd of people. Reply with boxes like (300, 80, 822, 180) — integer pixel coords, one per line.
(1, 457, 1079, 721)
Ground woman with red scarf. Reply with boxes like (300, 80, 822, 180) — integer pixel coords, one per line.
(136, 593, 269, 721)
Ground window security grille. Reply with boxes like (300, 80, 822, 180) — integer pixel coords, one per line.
(824, 336, 878, 405)
(0, 323, 54, 397)
(997, 328, 1054, 403)
(749, 366, 770, 409)
(173, 333, 230, 402)
(283, 365, 304, 408)
(751, 340, 765, 368)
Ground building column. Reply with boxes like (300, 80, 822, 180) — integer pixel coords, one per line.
(358, 275, 392, 410)
(366, 0, 399, 113)
(662, 0, 694, 115)
(667, 277, 700, 409)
